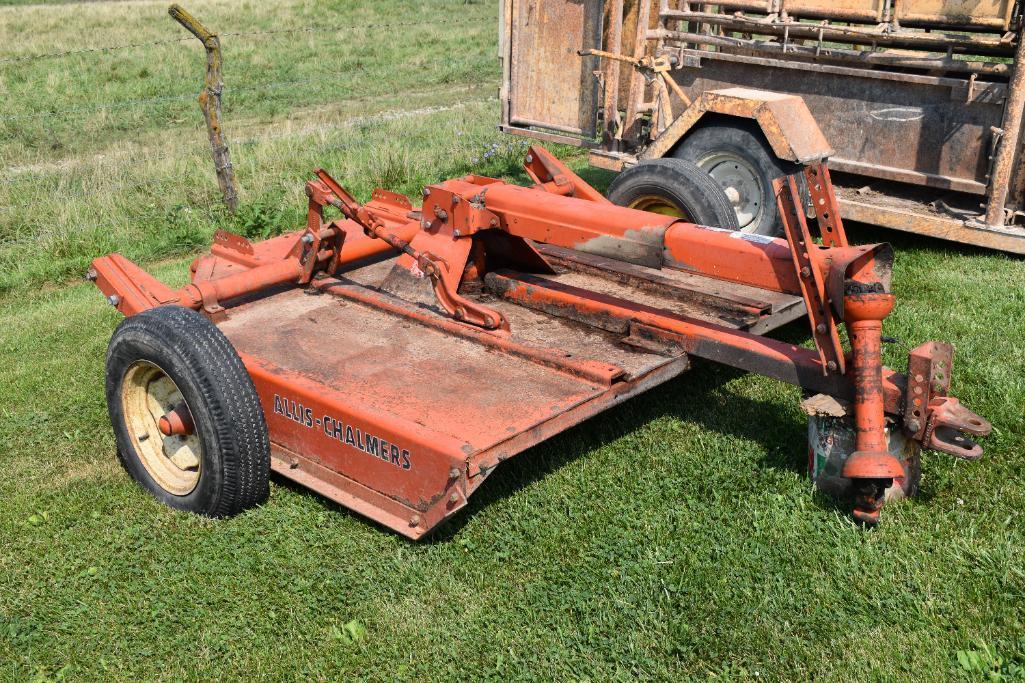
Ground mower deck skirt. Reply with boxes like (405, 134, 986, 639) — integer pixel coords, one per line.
(216, 255, 805, 538)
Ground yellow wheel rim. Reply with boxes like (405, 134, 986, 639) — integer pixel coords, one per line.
(121, 361, 201, 496)
(626, 194, 689, 219)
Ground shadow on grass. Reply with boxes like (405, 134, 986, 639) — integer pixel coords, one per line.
(424, 359, 822, 542)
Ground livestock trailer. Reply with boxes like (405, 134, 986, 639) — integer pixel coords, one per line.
(500, 0, 1025, 251)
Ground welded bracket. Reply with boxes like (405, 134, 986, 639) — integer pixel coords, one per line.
(904, 341, 952, 436)
(523, 145, 611, 203)
(775, 174, 846, 375)
(804, 162, 849, 248)
(904, 341, 991, 459)
(924, 397, 990, 459)
(421, 185, 501, 238)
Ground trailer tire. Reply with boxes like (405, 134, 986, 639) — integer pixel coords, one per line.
(105, 305, 270, 517)
(607, 158, 740, 229)
(672, 120, 798, 236)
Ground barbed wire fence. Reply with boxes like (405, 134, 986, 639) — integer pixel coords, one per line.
(0, 6, 502, 220)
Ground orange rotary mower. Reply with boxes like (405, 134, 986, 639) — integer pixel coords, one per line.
(89, 146, 990, 537)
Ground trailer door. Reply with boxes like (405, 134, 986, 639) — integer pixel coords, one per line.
(502, 0, 603, 139)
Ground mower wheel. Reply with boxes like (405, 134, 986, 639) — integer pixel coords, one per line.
(607, 158, 740, 229)
(105, 305, 270, 517)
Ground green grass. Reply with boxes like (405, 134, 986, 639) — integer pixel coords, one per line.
(0, 0, 499, 294)
(2, 1, 1025, 681)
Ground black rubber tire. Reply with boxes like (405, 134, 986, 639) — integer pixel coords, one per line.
(105, 305, 270, 517)
(607, 158, 740, 229)
(672, 119, 798, 236)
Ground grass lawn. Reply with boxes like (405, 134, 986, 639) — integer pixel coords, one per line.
(1, 1, 1024, 681)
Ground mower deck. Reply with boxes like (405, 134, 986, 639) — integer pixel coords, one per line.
(90, 146, 990, 533)
(216, 250, 805, 537)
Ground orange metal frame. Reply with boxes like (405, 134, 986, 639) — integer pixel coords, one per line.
(90, 145, 991, 534)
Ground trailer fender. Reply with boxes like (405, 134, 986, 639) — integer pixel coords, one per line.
(642, 87, 834, 165)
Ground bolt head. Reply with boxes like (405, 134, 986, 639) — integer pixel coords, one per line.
(448, 491, 459, 504)
(908, 419, 922, 433)
(409, 515, 421, 527)
(525, 154, 533, 163)
(826, 360, 838, 372)
(300, 234, 314, 245)
(107, 294, 121, 307)
(815, 323, 827, 334)
(452, 229, 461, 238)
(489, 218, 498, 227)
(85, 268, 98, 282)
(422, 188, 431, 197)
(449, 467, 460, 480)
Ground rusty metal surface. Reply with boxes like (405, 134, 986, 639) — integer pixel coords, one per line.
(658, 11, 1015, 55)
(480, 265, 904, 423)
(673, 57, 1003, 193)
(499, 1, 1025, 249)
(784, 0, 885, 22)
(834, 191, 1025, 254)
(896, 0, 1016, 30)
(804, 163, 848, 248)
(986, 25, 1025, 225)
(218, 279, 687, 538)
(665, 33, 1012, 78)
(904, 341, 991, 460)
(643, 87, 833, 163)
(923, 397, 991, 459)
(601, 0, 625, 146)
(434, 175, 678, 268)
(534, 242, 806, 322)
(507, 0, 604, 137)
(220, 288, 630, 466)
(775, 174, 846, 375)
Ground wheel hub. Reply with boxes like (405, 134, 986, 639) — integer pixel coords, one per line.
(626, 194, 687, 219)
(698, 153, 763, 231)
(158, 405, 194, 438)
(121, 361, 201, 495)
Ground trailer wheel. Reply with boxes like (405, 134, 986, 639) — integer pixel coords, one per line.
(105, 305, 270, 517)
(672, 120, 798, 235)
(607, 158, 740, 229)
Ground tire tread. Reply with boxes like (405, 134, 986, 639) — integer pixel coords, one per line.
(607, 158, 740, 230)
(106, 306, 269, 517)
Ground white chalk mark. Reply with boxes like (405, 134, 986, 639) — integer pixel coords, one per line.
(869, 107, 925, 122)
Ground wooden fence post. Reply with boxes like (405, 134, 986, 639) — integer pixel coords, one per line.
(168, 4, 239, 211)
